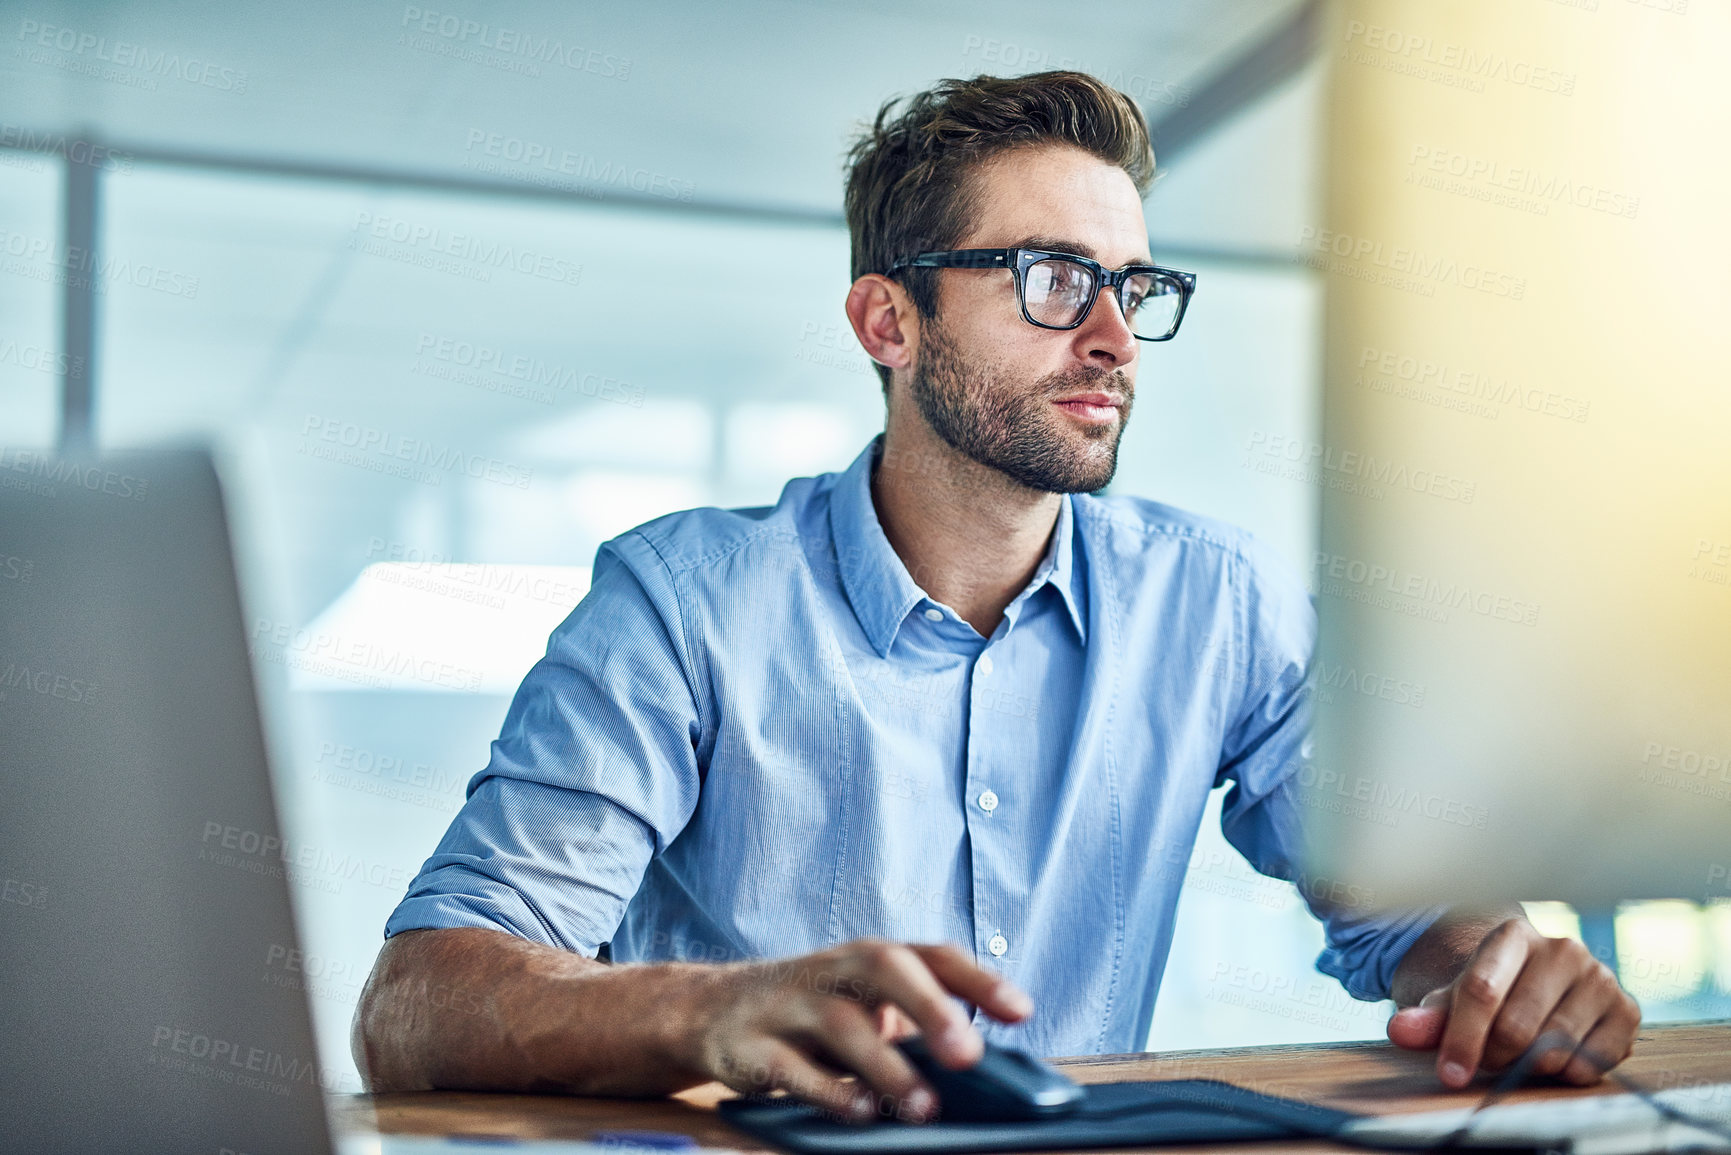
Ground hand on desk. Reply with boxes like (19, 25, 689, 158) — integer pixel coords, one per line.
(689, 939, 1033, 1124)
(355, 929, 1030, 1117)
(1386, 917, 1641, 1090)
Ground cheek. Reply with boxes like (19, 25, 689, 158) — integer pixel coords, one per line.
(948, 312, 1061, 376)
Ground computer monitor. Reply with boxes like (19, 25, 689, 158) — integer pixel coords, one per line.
(0, 449, 335, 1154)
(1298, 4, 1730, 915)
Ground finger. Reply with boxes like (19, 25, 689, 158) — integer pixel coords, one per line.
(1522, 962, 1621, 1077)
(805, 998, 936, 1123)
(1387, 1004, 1446, 1050)
(911, 943, 1034, 1024)
(1479, 940, 1586, 1071)
(876, 1003, 917, 1040)
(1389, 985, 1451, 1049)
(850, 944, 987, 1068)
(1559, 988, 1640, 1086)
(1436, 924, 1533, 1088)
(720, 1038, 875, 1123)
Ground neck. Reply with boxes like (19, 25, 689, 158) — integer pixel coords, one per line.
(871, 405, 1062, 638)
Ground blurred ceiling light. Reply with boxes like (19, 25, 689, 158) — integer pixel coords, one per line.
(287, 562, 590, 694)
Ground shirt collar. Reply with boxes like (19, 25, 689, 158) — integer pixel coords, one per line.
(828, 437, 1087, 658)
(1044, 491, 1088, 642)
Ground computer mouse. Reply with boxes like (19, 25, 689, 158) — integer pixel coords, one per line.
(895, 1035, 1085, 1123)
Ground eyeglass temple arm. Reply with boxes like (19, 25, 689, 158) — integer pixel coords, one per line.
(888, 250, 1010, 273)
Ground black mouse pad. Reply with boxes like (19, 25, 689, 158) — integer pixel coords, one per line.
(717, 1077, 1363, 1153)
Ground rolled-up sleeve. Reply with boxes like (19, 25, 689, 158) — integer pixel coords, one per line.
(384, 530, 705, 956)
(1213, 540, 1448, 1002)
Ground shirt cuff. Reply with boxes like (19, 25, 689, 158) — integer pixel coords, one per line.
(1314, 903, 1452, 1002)
(384, 865, 573, 952)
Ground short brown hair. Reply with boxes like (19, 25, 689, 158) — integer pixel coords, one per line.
(843, 71, 1156, 389)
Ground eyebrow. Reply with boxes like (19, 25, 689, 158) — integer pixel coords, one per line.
(1009, 235, 1155, 268)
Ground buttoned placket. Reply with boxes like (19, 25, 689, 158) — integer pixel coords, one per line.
(896, 500, 1071, 1026)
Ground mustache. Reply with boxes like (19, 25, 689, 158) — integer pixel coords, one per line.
(1038, 365, 1134, 401)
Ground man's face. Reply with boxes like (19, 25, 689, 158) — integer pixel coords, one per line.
(908, 142, 1150, 494)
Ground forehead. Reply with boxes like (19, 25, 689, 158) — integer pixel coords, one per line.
(958, 143, 1150, 265)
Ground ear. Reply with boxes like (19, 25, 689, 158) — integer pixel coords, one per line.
(845, 274, 917, 373)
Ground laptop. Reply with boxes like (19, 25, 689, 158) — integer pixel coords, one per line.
(0, 448, 335, 1155)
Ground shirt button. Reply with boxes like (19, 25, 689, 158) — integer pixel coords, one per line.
(988, 933, 1008, 957)
(978, 789, 998, 813)
(977, 654, 994, 676)
(923, 608, 943, 622)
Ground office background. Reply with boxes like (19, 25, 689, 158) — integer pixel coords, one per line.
(3, 0, 1726, 1090)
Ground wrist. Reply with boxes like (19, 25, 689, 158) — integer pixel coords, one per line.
(632, 960, 739, 1089)
(1390, 905, 1527, 1007)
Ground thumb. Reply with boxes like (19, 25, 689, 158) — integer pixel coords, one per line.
(1387, 986, 1450, 1050)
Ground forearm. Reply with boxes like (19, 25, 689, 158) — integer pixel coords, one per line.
(352, 926, 716, 1095)
(1389, 903, 1527, 1007)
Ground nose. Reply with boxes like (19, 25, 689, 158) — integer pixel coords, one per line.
(1071, 283, 1138, 369)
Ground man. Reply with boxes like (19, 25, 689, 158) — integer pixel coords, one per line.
(355, 72, 1639, 1121)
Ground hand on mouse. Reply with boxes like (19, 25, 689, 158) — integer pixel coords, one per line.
(680, 939, 1033, 1124)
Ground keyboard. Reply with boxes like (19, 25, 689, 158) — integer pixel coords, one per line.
(1340, 1081, 1731, 1154)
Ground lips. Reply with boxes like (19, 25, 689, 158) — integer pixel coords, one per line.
(1051, 391, 1124, 423)
(1052, 391, 1123, 409)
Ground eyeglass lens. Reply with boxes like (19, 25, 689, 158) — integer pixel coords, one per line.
(1023, 257, 1183, 339)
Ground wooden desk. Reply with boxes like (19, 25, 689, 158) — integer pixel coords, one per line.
(335, 1020, 1730, 1153)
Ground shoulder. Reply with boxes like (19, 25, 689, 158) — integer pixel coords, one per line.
(1076, 493, 1313, 640)
(600, 472, 833, 585)
(1075, 493, 1293, 580)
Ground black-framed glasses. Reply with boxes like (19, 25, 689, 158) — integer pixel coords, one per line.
(884, 248, 1197, 341)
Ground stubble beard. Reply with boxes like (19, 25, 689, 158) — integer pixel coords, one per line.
(908, 317, 1134, 495)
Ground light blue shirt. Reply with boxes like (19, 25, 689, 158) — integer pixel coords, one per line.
(387, 436, 1443, 1056)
